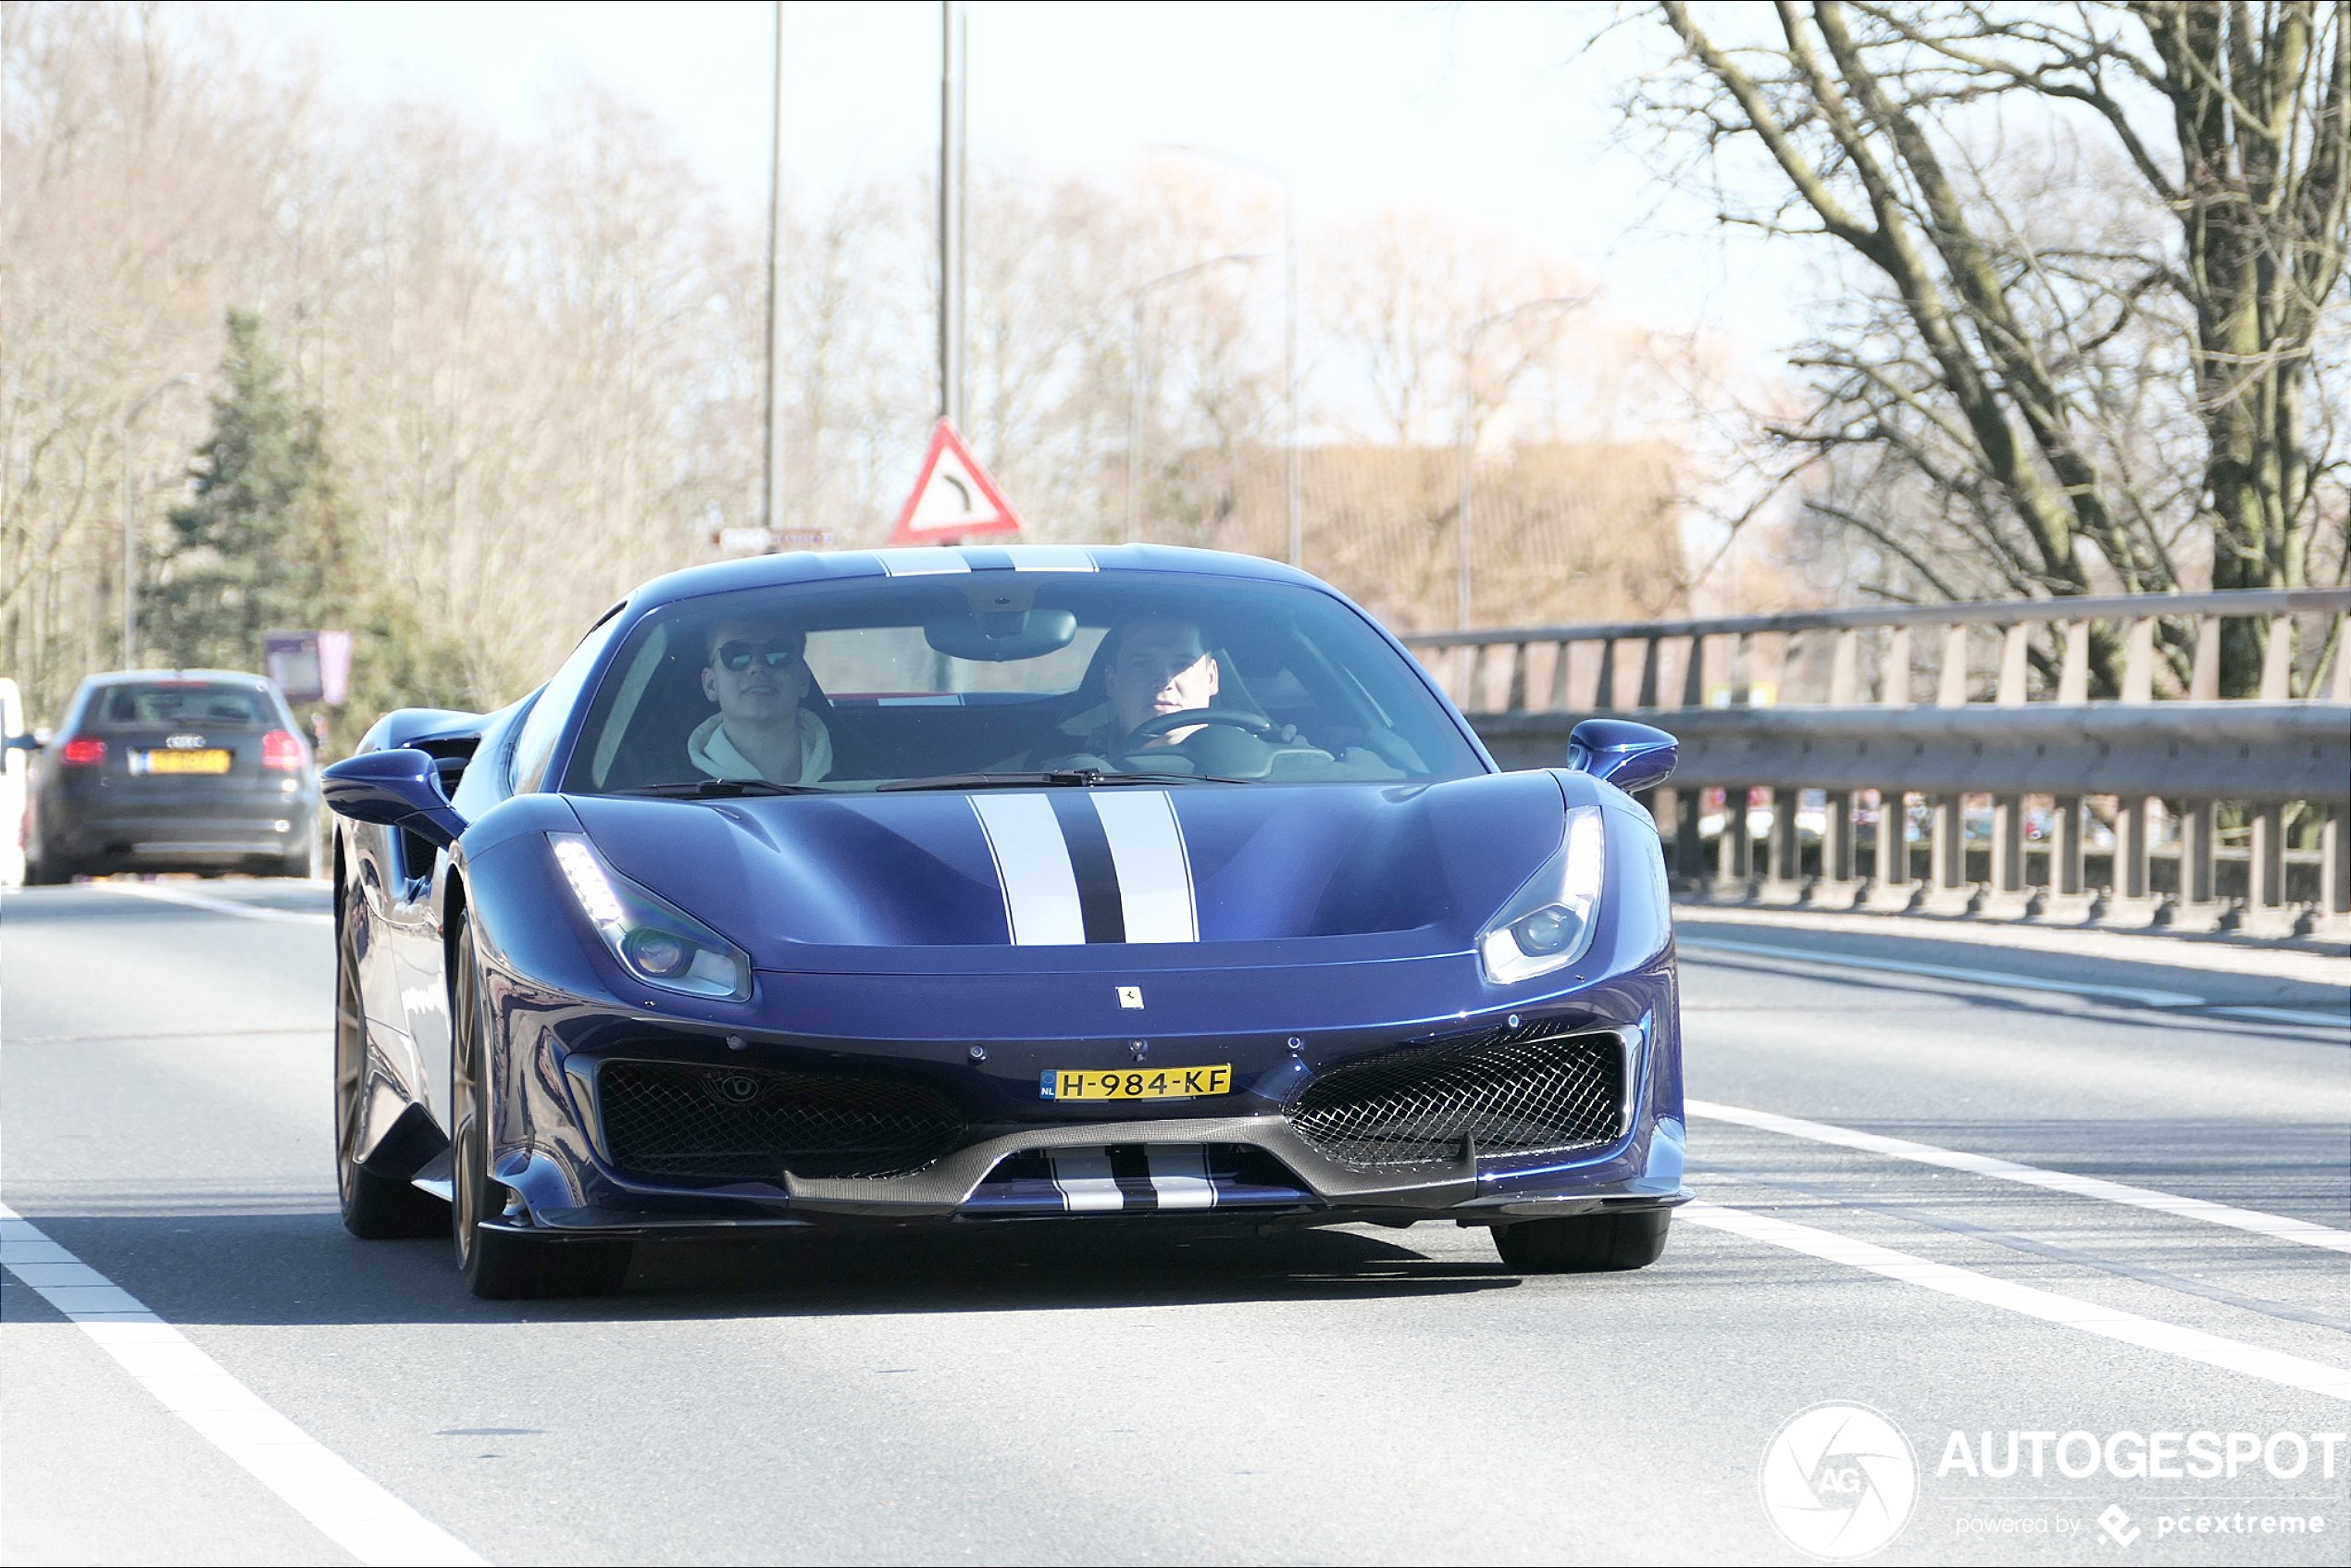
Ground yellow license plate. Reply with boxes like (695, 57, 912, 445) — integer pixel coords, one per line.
(1042, 1064, 1232, 1101)
(139, 749, 230, 775)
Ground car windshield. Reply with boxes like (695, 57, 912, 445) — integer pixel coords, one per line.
(93, 682, 274, 727)
(561, 572, 1486, 794)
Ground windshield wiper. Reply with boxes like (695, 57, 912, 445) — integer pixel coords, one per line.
(877, 769, 1247, 792)
(879, 771, 1098, 792)
(612, 778, 824, 798)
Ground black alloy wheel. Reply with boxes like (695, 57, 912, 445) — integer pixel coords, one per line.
(335, 874, 449, 1239)
(452, 919, 630, 1300)
(1492, 1209, 1672, 1273)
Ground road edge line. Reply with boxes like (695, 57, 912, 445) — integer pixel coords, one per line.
(0, 1204, 487, 1567)
(1676, 935, 2210, 1007)
(1680, 1201, 2351, 1401)
(98, 882, 330, 925)
(1687, 1099, 2351, 1254)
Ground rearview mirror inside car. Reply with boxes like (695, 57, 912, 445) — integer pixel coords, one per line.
(321, 747, 468, 849)
(924, 607, 1078, 663)
(1565, 718, 1678, 794)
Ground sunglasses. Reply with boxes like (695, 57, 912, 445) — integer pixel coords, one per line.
(714, 641, 803, 674)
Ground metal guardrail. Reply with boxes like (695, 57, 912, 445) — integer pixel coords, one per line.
(1406, 588, 2351, 927)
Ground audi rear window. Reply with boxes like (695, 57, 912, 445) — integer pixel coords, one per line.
(94, 684, 275, 727)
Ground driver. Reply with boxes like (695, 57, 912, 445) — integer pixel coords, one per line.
(1076, 616, 1221, 756)
(688, 616, 834, 785)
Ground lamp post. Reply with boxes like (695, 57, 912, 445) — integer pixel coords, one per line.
(1151, 144, 1299, 568)
(121, 374, 203, 669)
(1126, 253, 1263, 544)
(1454, 296, 1584, 630)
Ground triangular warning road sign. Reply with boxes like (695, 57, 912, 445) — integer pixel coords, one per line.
(888, 419, 1025, 545)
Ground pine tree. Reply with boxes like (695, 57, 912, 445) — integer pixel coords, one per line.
(144, 310, 356, 672)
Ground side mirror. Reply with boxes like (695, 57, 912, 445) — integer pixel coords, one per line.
(321, 747, 467, 849)
(3, 732, 39, 753)
(1566, 718, 1678, 794)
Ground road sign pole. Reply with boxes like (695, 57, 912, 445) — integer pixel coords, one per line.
(763, 2, 788, 533)
(939, 2, 966, 429)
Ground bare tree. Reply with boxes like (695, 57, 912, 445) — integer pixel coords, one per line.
(1633, 1, 2349, 690)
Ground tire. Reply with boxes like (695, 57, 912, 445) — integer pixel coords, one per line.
(1492, 1209, 1673, 1273)
(335, 878, 449, 1240)
(22, 849, 68, 886)
(452, 920, 629, 1300)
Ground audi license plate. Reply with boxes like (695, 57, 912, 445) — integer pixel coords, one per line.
(1041, 1064, 1232, 1101)
(135, 749, 230, 775)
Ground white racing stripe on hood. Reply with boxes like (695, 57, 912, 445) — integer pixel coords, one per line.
(970, 794, 1086, 944)
(1091, 790, 1199, 942)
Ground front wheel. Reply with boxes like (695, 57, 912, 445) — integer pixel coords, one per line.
(336, 877, 448, 1239)
(452, 919, 630, 1300)
(1493, 1209, 1672, 1273)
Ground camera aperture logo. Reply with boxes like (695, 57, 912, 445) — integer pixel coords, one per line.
(1761, 1403, 1919, 1559)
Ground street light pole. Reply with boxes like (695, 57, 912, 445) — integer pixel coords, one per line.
(1454, 295, 1586, 630)
(763, 0, 788, 534)
(121, 374, 202, 669)
(1126, 253, 1264, 544)
(1151, 145, 1299, 568)
(939, 0, 967, 429)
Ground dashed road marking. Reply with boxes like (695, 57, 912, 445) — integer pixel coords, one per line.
(98, 882, 330, 925)
(0, 1204, 485, 1566)
(1689, 1099, 2351, 1254)
(1681, 1201, 2351, 1401)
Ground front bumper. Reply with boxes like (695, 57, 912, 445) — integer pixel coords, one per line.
(478, 958, 1690, 1238)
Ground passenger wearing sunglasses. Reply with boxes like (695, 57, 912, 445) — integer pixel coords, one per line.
(688, 618, 833, 785)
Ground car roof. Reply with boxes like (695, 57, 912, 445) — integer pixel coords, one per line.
(80, 669, 276, 689)
(622, 544, 1324, 616)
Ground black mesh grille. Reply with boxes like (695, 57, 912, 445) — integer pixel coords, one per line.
(598, 1061, 966, 1181)
(1286, 1024, 1625, 1170)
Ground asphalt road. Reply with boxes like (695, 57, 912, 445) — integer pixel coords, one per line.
(3, 880, 2345, 1565)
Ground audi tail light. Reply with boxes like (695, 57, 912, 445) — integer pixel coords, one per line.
(260, 730, 307, 772)
(59, 737, 106, 767)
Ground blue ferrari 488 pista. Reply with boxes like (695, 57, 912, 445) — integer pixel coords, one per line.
(323, 545, 1689, 1297)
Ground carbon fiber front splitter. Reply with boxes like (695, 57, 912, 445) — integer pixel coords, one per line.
(499, 1109, 1691, 1235)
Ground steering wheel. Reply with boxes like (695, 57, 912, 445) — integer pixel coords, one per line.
(1121, 708, 1281, 745)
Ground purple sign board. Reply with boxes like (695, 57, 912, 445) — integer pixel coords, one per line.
(264, 630, 353, 705)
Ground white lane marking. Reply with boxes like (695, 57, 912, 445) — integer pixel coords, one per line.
(1090, 791, 1198, 943)
(876, 547, 971, 576)
(1146, 1145, 1216, 1211)
(969, 795, 1085, 945)
(1677, 936, 2208, 1008)
(99, 882, 330, 926)
(1011, 546, 1098, 572)
(0, 1205, 487, 1566)
(1681, 1201, 2351, 1402)
(1689, 1100, 2351, 1254)
(1046, 1148, 1123, 1212)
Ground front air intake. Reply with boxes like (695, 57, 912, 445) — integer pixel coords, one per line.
(598, 1061, 965, 1182)
(1285, 1024, 1627, 1170)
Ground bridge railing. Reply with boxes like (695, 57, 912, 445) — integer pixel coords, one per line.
(1401, 589, 2351, 933)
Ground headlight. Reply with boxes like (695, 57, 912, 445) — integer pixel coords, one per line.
(1477, 805, 1605, 985)
(548, 831, 752, 1002)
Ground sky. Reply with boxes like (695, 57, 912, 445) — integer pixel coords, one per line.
(260, 0, 1805, 354)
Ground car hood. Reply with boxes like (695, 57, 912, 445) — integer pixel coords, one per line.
(566, 772, 1570, 974)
